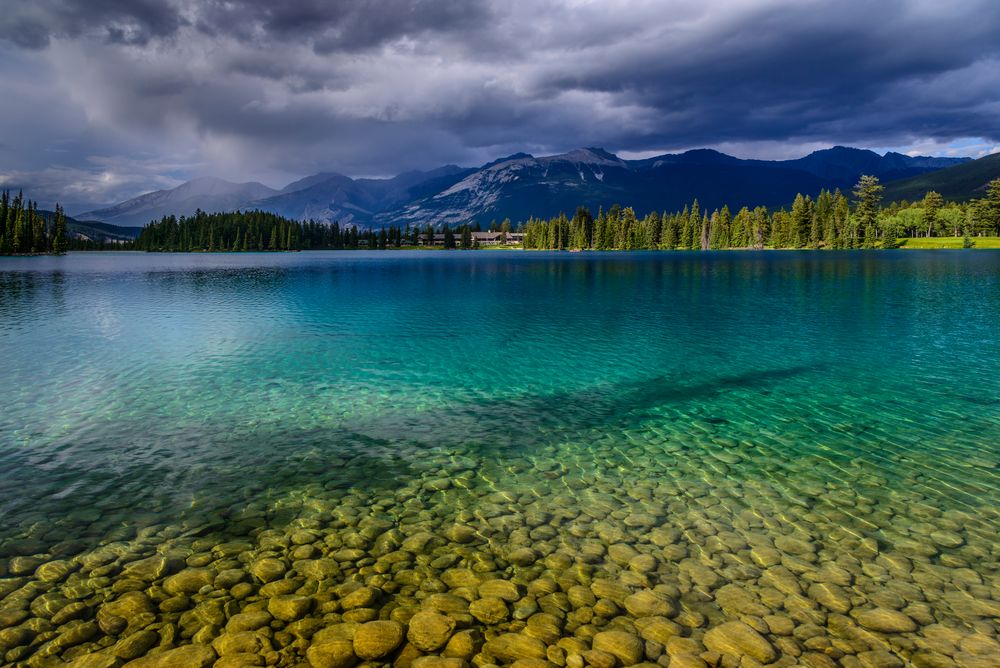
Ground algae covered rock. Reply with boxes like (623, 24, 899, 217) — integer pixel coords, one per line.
(268, 594, 313, 622)
(407, 610, 456, 652)
(623, 590, 676, 618)
(250, 558, 286, 584)
(592, 630, 644, 665)
(162, 568, 215, 595)
(855, 608, 918, 633)
(353, 620, 405, 659)
(469, 596, 509, 625)
(306, 639, 357, 668)
(482, 632, 547, 662)
(123, 644, 217, 667)
(703, 621, 777, 663)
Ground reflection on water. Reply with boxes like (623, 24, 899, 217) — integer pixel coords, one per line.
(0, 250, 998, 667)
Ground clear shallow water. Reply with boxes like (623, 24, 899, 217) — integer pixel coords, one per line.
(1, 250, 999, 667)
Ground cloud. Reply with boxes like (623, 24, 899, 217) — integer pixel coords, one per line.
(0, 0, 999, 210)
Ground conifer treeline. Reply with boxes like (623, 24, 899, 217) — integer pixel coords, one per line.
(134, 210, 413, 251)
(0, 190, 67, 255)
(522, 177, 1000, 250)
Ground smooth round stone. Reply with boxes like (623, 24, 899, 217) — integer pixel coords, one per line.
(624, 590, 676, 618)
(35, 559, 77, 582)
(590, 579, 631, 604)
(353, 620, 405, 660)
(808, 583, 852, 614)
(929, 530, 964, 548)
(65, 654, 120, 668)
(227, 611, 273, 632)
(163, 568, 216, 595)
(508, 548, 539, 566)
(479, 579, 522, 602)
(401, 532, 438, 552)
(341, 586, 379, 610)
(407, 611, 456, 652)
(470, 597, 509, 625)
(51, 601, 90, 626)
(212, 631, 264, 656)
(423, 478, 452, 491)
(855, 608, 918, 633)
(250, 558, 287, 584)
(703, 621, 777, 664)
(443, 629, 482, 660)
(97, 591, 154, 632)
(628, 554, 657, 573)
(268, 595, 313, 622)
(633, 617, 682, 645)
(122, 555, 175, 582)
(608, 544, 639, 565)
(298, 559, 339, 581)
(306, 639, 357, 668)
(411, 658, 467, 668)
(215, 568, 248, 589)
(444, 524, 478, 543)
(567, 585, 597, 609)
(483, 633, 547, 662)
(775, 535, 815, 555)
(122, 644, 217, 667)
(592, 630, 644, 665)
(109, 629, 160, 660)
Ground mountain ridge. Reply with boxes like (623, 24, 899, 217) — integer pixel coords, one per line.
(73, 147, 973, 228)
(882, 152, 1000, 202)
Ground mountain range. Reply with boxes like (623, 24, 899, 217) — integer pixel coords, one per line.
(76, 146, 979, 229)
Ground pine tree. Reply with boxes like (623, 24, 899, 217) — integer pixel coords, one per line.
(985, 178, 1000, 236)
(922, 191, 943, 237)
(853, 175, 883, 249)
(790, 194, 810, 248)
(686, 200, 700, 250)
(662, 213, 678, 249)
(12, 197, 24, 253)
(52, 204, 67, 254)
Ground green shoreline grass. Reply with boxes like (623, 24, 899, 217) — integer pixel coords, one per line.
(898, 237, 1000, 249)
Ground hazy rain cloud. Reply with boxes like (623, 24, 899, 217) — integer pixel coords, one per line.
(1, 0, 999, 210)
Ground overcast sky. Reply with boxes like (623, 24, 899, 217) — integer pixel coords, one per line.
(1, 0, 999, 211)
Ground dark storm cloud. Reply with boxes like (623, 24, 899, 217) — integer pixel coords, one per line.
(0, 0, 185, 48)
(193, 0, 492, 52)
(1, 0, 999, 210)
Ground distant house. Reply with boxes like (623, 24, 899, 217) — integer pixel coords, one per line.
(421, 231, 525, 246)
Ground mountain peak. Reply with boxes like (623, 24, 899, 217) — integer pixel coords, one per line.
(481, 153, 534, 169)
(551, 147, 625, 166)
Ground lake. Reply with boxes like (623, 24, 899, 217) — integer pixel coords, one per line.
(1, 250, 999, 666)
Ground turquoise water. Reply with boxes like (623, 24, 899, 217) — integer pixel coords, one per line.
(1, 250, 999, 666)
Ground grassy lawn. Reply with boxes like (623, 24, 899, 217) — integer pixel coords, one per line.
(898, 237, 1000, 249)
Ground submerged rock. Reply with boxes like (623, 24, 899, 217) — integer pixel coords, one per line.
(703, 621, 777, 663)
(353, 620, 405, 659)
(592, 630, 644, 665)
(855, 608, 918, 633)
(407, 611, 456, 652)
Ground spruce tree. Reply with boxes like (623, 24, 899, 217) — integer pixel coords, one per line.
(985, 178, 1000, 236)
(52, 204, 67, 254)
(922, 191, 943, 237)
(853, 175, 883, 249)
